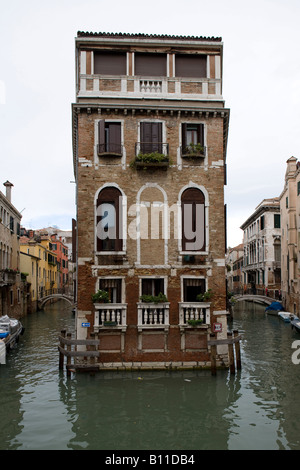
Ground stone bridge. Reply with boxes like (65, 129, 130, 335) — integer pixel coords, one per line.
(232, 294, 274, 306)
(38, 292, 75, 309)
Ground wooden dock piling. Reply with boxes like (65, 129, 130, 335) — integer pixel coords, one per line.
(227, 332, 235, 375)
(58, 330, 100, 375)
(208, 330, 241, 375)
(233, 329, 241, 370)
(210, 333, 217, 376)
(59, 329, 66, 370)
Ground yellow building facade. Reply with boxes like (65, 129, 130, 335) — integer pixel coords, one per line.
(20, 234, 58, 311)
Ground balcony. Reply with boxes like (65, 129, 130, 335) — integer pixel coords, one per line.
(179, 302, 211, 329)
(273, 261, 281, 270)
(94, 303, 127, 331)
(78, 76, 222, 101)
(137, 302, 170, 331)
(181, 144, 206, 159)
(139, 80, 163, 93)
(97, 142, 123, 157)
(133, 143, 169, 169)
(0, 269, 18, 285)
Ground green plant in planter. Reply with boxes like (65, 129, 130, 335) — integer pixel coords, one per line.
(187, 319, 203, 326)
(130, 152, 170, 168)
(186, 143, 204, 155)
(140, 292, 168, 303)
(136, 152, 169, 163)
(92, 289, 110, 303)
(196, 289, 213, 302)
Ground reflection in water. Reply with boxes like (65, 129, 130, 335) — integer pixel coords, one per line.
(1, 300, 300, 449)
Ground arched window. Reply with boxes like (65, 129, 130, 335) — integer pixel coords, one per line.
(96, 187, 123, 252)
(181, 188, 205, 252)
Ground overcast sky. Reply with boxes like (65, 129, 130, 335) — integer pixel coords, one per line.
(1, 0, 299, 247)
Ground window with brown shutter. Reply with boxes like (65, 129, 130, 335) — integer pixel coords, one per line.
(94, 52, 126, 75)
(181, 188, 205, 252)
(98, 120, 122, 156)
(96, 187, 123, 252)
(140, 122, 162, 154)
(135, 53, 167, 77)
(175, 54, 207, 78)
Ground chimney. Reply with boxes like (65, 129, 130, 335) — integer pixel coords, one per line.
(3, 181, 13, 202)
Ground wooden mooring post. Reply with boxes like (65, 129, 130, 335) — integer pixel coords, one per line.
(210, 333, 217, 376)
(58, 330, 100, 375)
(208, 330, 241, 376)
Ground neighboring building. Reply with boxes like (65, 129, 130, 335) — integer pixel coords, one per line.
(20, 230, 58, 311)
(240, 198, 281, 298)
(0, 181, 24, 318)
(72, 32, 230, 370)
(50, 234, 69, 291)
(55, 227, 76, 298)
(33, 226, 75, 297)
(226, 244, 244, 294)
(279, 157, 300, 313)
(20, 250, 40, 313)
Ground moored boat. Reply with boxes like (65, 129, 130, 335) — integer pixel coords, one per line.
(291, 315, 300, 333)
(278, 312, 293, 323)
(0, 315, 24, 364)
(265, 301, 284, 315)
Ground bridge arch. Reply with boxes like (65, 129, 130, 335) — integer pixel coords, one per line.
(38, 294, 75, 309)
(232, 294, 274, 306)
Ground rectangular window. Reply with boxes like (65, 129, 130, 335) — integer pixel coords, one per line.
(135, 53, 167, 76)
(183, 278, 205, 302)
(181, 123, 205, 156)
(94, 52, 126, 75)
(298, 181, 300, 195)
(175, 54, 207, 78)
(274, 244, 281, 263)
(96, 187, 123, 252)
(141, 278, 165, 297)
(98, 120, 122, 155)
(274, 214, 281, 228)
(140, 122, 162, 154)
(99, 278, 122, 303)
(181, 188, 205, 252)
(260, 215, 265, 230)
(98, 202, 117, 251)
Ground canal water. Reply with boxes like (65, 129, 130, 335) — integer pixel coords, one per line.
(1, 300, 300, 450)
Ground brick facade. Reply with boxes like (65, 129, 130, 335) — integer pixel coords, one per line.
(72, 32, 230, 370)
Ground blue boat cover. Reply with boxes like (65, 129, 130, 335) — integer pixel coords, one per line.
(265, 301, 284, 312)
(265, 302, 284, 312)
(0, 332, 9, 338)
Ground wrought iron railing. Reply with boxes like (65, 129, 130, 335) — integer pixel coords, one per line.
(135, 142, 169, 157)
(181, 145, 206, 158)
(97, 143, 123, 156)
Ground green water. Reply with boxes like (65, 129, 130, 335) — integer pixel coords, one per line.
(1, 300, 300, 450)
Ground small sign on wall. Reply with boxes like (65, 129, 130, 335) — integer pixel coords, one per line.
(213, 322, 222, 333)
(81, 322, 90, 327)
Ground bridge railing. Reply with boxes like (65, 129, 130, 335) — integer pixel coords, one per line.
(38, 287, 73, 299)
(230, 287, 281, 300)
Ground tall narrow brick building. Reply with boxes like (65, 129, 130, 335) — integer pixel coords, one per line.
(72, 31, 230, 370)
